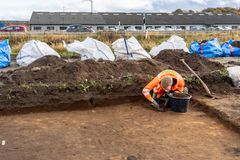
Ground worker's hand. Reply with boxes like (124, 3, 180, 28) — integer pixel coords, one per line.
(174, 90, 181, 94)
(151, 100, 163, 112)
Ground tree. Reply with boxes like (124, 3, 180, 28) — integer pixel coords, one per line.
(172, 9, 184, 14)
(188, 10, 195, 13)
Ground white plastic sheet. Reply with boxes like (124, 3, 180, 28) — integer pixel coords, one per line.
(63, 37, 115, 61)
(150, 35, 189, 57)
(16, 40, 60, 67)
(227, 66, 240, 87)
(112, 36, 151, 60)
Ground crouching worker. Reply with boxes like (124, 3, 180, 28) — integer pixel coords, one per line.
(142, 69, 186, 112)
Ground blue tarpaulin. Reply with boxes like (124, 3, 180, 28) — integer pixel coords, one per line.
(0, 22, 5, 28)
(0, 39, 11, 68)
(221, 40, 240, 57)
(189, 38, 223, 58)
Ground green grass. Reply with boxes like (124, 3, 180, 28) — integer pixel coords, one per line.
(1, 31, 240, 58)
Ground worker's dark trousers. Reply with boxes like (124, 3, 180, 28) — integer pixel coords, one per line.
(152, 92, 169, 107)
(152, 87, 188, 106)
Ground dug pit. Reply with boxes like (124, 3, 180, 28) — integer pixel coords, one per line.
(0, 100, 239, 160)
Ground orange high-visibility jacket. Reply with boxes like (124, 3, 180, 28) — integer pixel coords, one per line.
(142, 70, 185, 102)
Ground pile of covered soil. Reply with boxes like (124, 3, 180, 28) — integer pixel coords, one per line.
(2, 58, 168, 85)
(231, 41, 240, 48)
(228, 61, 240, 66)
(171, 93, 190, 98)
(0, 50, 235, 110)
(187, 71, 232, 95)
(28, 56, 67, 68)
(154, 50, 224, 73)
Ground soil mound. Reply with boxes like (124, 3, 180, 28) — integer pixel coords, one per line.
(0, 55, 236, 110)
(228, 61, 240, 66)
(188, 71, 232, 94)
(28, 56, 66, 68)
(154, 50, 224, 73)
(231, 41, 240, 48)
(3, 58, 168, 85)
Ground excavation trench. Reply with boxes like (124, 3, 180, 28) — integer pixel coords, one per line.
(0, 51, 239, 159)
(0, 96, 239, 160)
(0, 95, 239, 134)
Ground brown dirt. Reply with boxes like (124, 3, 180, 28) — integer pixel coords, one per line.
(231, 41, 240, 48)
(27, 55, 67, 68)
(200, 40, 208, 44)
(228, 61, 240, 66)
(2, 58, 166, 84)
(193, 94, 240, 133)
(0, 50, 235, 111)
(171, 93, 190, 98)
(0, 102, 239, 160)
(154, 49, 224, 73)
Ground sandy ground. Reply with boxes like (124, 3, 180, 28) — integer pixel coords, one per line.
(209, 57, 240, 67)
(0, 61, 20, 73)
(0, 102, 239, 160)
(193, 94, 240, 132)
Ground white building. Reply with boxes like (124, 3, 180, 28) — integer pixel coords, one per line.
(29, 12, 240, 32)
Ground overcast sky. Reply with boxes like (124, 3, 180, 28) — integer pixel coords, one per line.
(1, 0, 240, 20)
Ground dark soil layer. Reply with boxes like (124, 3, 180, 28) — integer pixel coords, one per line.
(228, 61, 240, 66)
(1, 102, 240, 160)
(171, 93, 190, 98)
(0, 50, 234, 111)
(231, 41, 240, 48)
(154, 50, 224, 73)
(28, 56, 67, 68)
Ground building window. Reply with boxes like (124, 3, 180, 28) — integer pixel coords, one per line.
(47, 26, 55, 30)
(190, 26, 197, 30)
(60, 27, 67, 30)
(180, 26, 186, 30)
(135, 26, 142, 30)
(97, 26, 104, 30)
(124, 26, 130, 29)
(33, 26, 42, 30)
(232, 26, 238, 29)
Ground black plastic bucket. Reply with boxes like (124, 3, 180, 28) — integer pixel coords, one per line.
(167, 93, 192, 113)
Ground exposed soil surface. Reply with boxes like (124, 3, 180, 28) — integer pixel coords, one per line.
(0, 50, 234, 111)
(0, 50, 239, 160)
(228, 61, 240, 66)
(154, 50, 224, 73)
(209, 57, 240, 67)
(193, 94, 240, 133)
(0, 102, 239, 160)
(171, 93, 190, 98)
(231, 41, 240, 48)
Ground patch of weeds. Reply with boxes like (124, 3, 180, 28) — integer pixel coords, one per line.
(184, 76, 200, 84)
(6, 89, 16, 100)
(218, 69, 229, 78)
(147, 74, 154, 81)
(185, 76, 194, 84)
(123, 73, 134, 86)
(7, 94, 15, 100)
(20, 84, 32, 90)
(37, 82, 50, 88)
(90, 80, 98, 88)
(0, 82, 5, 88)
(79, 79, 90, 93)
(106, 84, 114, 90)
(58, 83, 69, 90)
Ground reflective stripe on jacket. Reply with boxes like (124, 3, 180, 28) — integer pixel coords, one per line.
(142, 70, 185, 102)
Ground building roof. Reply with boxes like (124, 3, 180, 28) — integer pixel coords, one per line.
(0, 20, 29, 25)
(30, 12, 240, 25)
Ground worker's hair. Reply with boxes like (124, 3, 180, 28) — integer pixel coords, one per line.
(161, 76, 173, 90)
